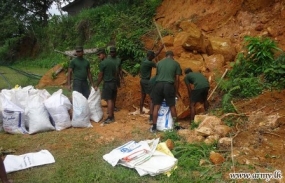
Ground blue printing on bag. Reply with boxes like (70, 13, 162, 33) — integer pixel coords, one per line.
(157, 100, 170, 128)
(117, 141, 142, 153)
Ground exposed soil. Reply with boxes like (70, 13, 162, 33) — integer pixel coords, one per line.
(36, 0, 285, 181)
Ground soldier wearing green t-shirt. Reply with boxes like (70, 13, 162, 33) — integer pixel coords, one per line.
(68, 46, 95, 99)
(108, 46, 124, 111)
(139, 45, 164, 117)
(150, 50, 182, 133)
(184, 68, 210, 122)
(95, 48, 117, 123)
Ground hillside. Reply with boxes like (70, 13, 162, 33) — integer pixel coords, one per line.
(9, 0, 285, 182)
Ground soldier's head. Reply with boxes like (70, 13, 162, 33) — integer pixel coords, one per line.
(184, 68, 193, 74)
(75, 46, 84, 57)
(109, 46, 117, 58)
(147, 50, 155, 60)
(96, 48, 106, 61)
(165, 50, 174, 58)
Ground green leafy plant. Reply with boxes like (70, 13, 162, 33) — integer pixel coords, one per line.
(219, 36, 285, 112)
(51, 71, 57, 80)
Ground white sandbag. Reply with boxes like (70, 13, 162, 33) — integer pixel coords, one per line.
(157, 101, 173, 131)
(88, 87, 103, 122)
(26, 94, 55, 134)
(44, 89, 72, 131)
(28, 88, 51, 100)
(1, 94, 27, 134)
(14, 85, 34, 109)
(4, 149, 55, 173)
(1, 89, 17, 104)
(71, 91, 92, 128)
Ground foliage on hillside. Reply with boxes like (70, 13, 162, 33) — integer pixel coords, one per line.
(1, 0, 162, 76)
(219, 36, 285, 112)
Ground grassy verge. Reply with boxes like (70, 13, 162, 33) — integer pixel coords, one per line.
(0, 128, 230, 183)
(0, 66, 48, 90)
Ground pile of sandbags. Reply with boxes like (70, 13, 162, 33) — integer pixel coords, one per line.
(0, 86, 103, 135)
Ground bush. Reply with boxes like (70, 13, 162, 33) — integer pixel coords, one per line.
(219, 36, 285, 112)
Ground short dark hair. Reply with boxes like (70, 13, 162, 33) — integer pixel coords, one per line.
(109, 46, 116, 52)
(147, 50, 155, 57)
(165, 50, 174, 56)
(184, 68, 192, 74)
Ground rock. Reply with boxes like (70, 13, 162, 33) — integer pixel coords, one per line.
(209, 151, 225, 165)
(213, 125, 232, 137)
(194, 115, 208, 124)
(165, 139, 174, 150)
(198, 116, 223, 129)
(204, 134, 220, 144)
(178, 129, 205, 143)
(204, 54, 225, 74)
(196, 126, 213, 137)
(177, 21, 208, 53)
(218, 137, 232, 149)
(207, 36, 237, 62)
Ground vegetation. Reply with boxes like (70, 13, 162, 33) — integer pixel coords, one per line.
(1, 0, 163, 77)
(0, 128, 229, 183)
(219, 36, 285, 112)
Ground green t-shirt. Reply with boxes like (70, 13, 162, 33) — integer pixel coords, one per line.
(140, 58, 156, 79)
(107, 55, 121, 70)
(69, 57, 90, 81)
(184, 72, 209, 90)
(156, 58, 182, 83)
(99, 58, 117, 82)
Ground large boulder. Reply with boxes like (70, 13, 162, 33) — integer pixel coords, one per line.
(204, 54, 226, 74)
(177, 21, 208, 53)
(177, 52, 205, 72)
(207, 36, 237, 62)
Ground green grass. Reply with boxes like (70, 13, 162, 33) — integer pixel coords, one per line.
(0, 66, 48, 90)
(0, 129, 226, 183)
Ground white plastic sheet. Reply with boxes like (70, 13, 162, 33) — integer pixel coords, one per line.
(103, 139, 177, 176)
(4, 150, 55, 173)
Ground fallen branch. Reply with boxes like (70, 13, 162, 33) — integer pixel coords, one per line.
(230, 100, 240, 113)
(54, 49, 76, 58)
(220, 113, 247, 120)
(262, 131, 281, 137)
(122, 69, 131, 76)
(153, 18, 167, 51)
(207, 69, 228, 100)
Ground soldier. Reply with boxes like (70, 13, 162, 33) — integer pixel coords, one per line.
(95, 48, 117, 123)
(150, 51, 182, 133)
(67, 46, 95, 98)
(184, 68, 210, 122)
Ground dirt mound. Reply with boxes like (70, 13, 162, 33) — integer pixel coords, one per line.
(226, 89, 285, 174)
(37, 64, 67, 89)
(155, 0, 285, 51)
